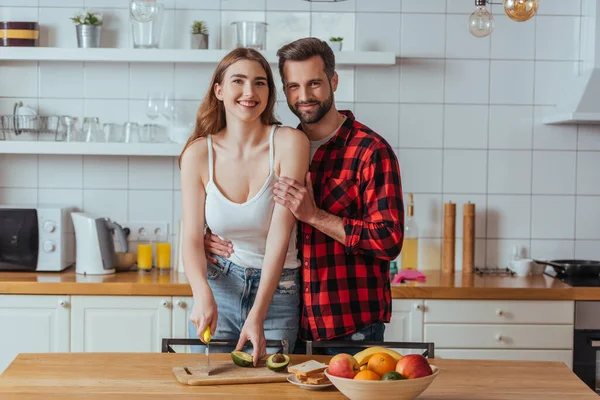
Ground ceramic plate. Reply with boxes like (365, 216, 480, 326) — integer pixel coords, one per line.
(287, 374, 333, 390)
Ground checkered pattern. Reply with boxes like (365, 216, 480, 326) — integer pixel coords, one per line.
(298, 111, 404, 341)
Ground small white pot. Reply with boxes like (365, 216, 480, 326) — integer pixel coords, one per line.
(191, 33, 208, 49)
(328, 40, 342, 52)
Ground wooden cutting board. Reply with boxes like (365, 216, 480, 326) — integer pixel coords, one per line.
(173, 358, 290, 386)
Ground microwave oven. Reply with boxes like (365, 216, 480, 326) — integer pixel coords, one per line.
(0, 207, 76, 272)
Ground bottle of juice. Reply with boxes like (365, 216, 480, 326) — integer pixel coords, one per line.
(401, 193, 419, 270)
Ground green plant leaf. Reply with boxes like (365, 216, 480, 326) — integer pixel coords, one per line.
(191, 20, 208, 35)
(72, 11, 102, 26)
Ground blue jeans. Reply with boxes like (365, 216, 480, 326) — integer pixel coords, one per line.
(313, 323, 386, 356)
(189, 255, 300, 354)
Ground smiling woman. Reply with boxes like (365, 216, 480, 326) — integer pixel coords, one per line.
(179, 48, 280, 149)
(177, 48, 309, 364)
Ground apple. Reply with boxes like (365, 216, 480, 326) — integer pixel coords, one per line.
(395, 354, 433, 379)
(328, 353, 360, 379)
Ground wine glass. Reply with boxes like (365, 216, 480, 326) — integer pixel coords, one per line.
(146, 92, 161, 120)
(161, 94, 175, 120)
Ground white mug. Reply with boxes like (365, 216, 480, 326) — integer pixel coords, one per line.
(511, 259, 533, 276)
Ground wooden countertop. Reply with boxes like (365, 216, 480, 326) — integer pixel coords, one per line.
(1, 267, 600, 300)
(0, 353, 596, 399)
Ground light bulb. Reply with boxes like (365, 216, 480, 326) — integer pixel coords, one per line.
(504, 0, 539, 22)
(469, 2, 495, 38)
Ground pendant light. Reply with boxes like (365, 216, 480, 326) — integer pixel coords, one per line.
(469, 0, 495, 38)
(469, 0, 538, 38)
(504, 0, 539, 22)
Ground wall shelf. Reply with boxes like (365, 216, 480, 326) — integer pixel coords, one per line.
(0, 48, 397, 65)
(0, 141, 183, 157)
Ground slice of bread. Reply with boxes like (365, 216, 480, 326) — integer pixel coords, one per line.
(288, 360, 328, 377)
(305, 375, 330, 385)
(297, 372, 329, 385)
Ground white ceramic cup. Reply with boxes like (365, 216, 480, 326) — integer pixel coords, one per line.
(511, 259, 534, 276)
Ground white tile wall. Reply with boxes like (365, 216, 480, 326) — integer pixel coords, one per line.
(443, 105, 488, 149)
(487, 150, 532, 195)
(445, 60, 490, 104)
(1, 0, 599, 270)
(443, 150, 487, 193)
(488, 106, 533, 149)
(531, 196, 576, 240)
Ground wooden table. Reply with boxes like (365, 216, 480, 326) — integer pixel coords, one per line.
(0, 353, 596, 399)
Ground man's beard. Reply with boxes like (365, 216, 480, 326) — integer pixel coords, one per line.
(289, 91, 334, 124)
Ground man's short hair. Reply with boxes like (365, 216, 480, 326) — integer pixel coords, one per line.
(276, 37, 336, 82)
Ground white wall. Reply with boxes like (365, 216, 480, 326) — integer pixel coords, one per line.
(0, 0, 599, 270)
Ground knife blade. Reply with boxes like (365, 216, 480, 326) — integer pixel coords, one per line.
(203, 326, 211, 376)
(205, 342, 211, 376)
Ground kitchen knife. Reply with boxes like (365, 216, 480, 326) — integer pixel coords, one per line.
(203, 327, 211, 375)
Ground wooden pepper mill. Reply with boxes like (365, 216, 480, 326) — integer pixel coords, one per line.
(462, 202, 476, 274)
(442, 202, 456, 274)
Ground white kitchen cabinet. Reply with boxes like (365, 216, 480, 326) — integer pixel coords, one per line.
(425, 324, 573, 349)
(0, 295, 70, 374)
(424, 300, 574, 324)
(384, 299, 424, 354)
(423, 300, 575, 369)
(435, 349, 573, 369)
(70, 296, 172, 353)
(172, 296, 194, 353)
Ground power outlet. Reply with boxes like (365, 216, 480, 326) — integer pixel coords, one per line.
(125, 222, 169, 241)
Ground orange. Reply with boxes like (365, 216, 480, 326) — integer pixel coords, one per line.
(353, 370, 381, 380)
(367, 353, 397, 377)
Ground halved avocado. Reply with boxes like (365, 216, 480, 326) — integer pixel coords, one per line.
(266, 353, 290, 372)
(231, 350, 253, 367)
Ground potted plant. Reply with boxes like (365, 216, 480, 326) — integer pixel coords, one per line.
(71, 10, 103, 48)
(191, 20, 209, 49)
(329, 36, 343, 52)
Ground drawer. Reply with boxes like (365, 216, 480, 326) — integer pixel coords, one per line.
(425, 324, 573, 349)
(424, 300, 574, 324)
(434, 349, 573, 369)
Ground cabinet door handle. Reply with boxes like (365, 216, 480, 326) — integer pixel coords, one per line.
(495, 334, 503, 342)
(58, 299, 69, 308)
(175, 300, 187, 308)
(161, 300, 171, 308)
(414, 303, 422, 311)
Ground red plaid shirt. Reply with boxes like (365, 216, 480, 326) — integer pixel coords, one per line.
(298, 110, 404, 341)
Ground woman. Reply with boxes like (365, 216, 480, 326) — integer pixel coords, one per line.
(179, 48, 309, 364)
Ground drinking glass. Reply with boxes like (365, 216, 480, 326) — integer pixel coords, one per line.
(103, 123, 125, 142)
(154, 228, 171, 270)
(123, 122, 140, 143)
(140, 123, 159, 142)
(82, 117, 102, 142)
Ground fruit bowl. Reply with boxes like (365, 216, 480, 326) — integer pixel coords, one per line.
(324, 365, 439, 400)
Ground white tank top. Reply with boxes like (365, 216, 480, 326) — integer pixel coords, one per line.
(204, 125, 300, 270)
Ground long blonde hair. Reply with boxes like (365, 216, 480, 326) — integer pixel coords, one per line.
(178, 48, 280, 167)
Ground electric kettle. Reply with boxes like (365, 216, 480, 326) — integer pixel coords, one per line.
(71, 212, 129, 275)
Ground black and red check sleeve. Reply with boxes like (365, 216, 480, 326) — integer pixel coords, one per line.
(343, 144, 404, 260)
